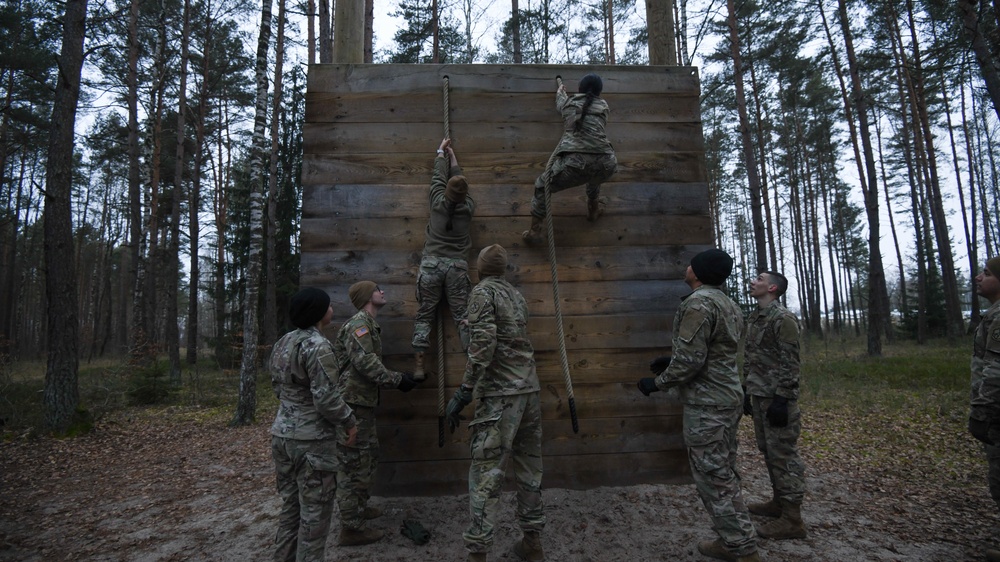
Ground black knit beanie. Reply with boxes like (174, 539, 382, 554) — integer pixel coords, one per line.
(690, 249, 734, 286)
(289, 287, 330, 329)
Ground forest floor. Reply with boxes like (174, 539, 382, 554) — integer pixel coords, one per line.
(1, 395, 997, 562)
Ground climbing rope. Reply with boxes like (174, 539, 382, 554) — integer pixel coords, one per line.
(542, 76, 579, 434)
(436, 75, 451, 448)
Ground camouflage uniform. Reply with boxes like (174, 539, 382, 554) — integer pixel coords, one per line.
(530, 89, 617, 219)
(333, 309, 404, 531)
(972, 300, 1000, 511)
(412, 155, 475, 351)
(461, 275, 544, 554)
(654, 285, 756, 557)
(269, 327, 356, 562)
(744, 300, 805, 505)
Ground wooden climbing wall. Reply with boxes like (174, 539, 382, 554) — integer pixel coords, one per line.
(300, 64, 712, 496)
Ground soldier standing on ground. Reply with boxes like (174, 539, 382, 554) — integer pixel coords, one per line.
(743, 271, 807, 540)
(445, 244, 546, 562)
(636, 249, 761, 562)
(333, 281, 419, 547)
(411, 137, 476, 381)
(269, 287, 358, 562)
(970, 257, 1000, 562)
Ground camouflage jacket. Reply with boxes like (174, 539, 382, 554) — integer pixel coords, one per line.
(334, 309, 403, 407)
(971, 300, 1000, 418)
(269, 327, 356, 440)
(654, 285, 745, 407)
(552, 90, 614, 156)
(462, 276, 540, 397)
(744, 300, 801, 400)
(422, 156, 475, 260)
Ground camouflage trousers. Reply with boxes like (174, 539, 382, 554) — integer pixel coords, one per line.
(987, 443, 1000, 512)
(683, 404, 757, 557)
(464, 393, 545, 554)
(271, 436, 340, 562)
(412, 256, 471, 351)
(530, 152, 617, 218)
(751, 395, 806, 505)
(336, 406, 380, 531)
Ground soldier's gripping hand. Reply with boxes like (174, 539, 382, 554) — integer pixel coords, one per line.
(766, 395, 789, 427)
(649, 355, 671, 375)
(969, 406, 1000, 447)
(446, 384, 473, 432)
(397, 373, 419, 393)
(345, 425, 358, 447)
(637, 377, 660, 397)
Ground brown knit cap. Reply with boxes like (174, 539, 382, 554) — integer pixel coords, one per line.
(477, 244, 508, 277)
(987, 257, 1000, 278)
(348, 280, 377, 310)
(445, 176, 468, 203)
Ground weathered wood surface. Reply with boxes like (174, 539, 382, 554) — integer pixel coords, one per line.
(301, 63, 709, 493)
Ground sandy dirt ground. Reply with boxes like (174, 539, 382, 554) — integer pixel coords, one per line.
(1, 408, 997, 562)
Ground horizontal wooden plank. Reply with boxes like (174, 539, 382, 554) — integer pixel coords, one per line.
(372, 449, 693, 496)
(374, 415, 685, 463)
(302, 121, 705, 155)
(307, 64, 701, 96)
(301, 151, 706, 185)
(323, 311, 670, 356)
(300, 215, 713, 252)
(300, 244, 709, 285)
(305, 91, 702, 124)
(302, 182, 710, 220)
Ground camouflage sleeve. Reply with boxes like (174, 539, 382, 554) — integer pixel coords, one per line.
(556, 87, 569, 112)
(347, 326, 403, 387)
(429, 155, 448, 203)
(773, 314, 801, 399)
(462, 288, 497, 388)
(977, 321, 1000, 410)
(655, 302, 710, 389)
(305, 340, 357, 428)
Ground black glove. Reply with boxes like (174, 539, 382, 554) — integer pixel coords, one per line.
(649, 355, 672, 375)
(766, 395, 789, 427)
(446, 385, 473, 432)
(400, 519, 431, 545)
(637, 377, 660, 396)
(742, 386, 752, 416)
(969, 407, 1000, 447)
(397, 373, 418, 393)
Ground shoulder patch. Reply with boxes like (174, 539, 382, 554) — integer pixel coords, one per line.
(354, 326, 369, 338)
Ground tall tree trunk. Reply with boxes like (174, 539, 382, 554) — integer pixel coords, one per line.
(726, 0, 767, 273)
(607, 0, 615, 64)
(232, 0, 273, 426)
(264, 0, 287, 355)
(432, 0, 440, 62)
(167, 0, 192, 384)
(646, 0, 677, 65)
(127, 0, 148, 364)
(307, 0, 315, 64)
(364, 0, 373, 63)
(958, 0, 1000, 121)
(512, 0, 522, 63)
(961, 55, 982, 326)
(873, 112, 907, 317)
(189, 0, 214, 366)
(319, 0, 331, 63)
(837, 0, 890, 355)
(44, 0, 88, 433)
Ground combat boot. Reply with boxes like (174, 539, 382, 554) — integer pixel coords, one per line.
(467, 553, 487, 562)
(337, 527, 384, 546)
(986, 547, 1000, 562)
(586, 197, 605, 222)
(413, 352, 426, 382)
(362, 505, 383, 519)
(747, 494, 782, 518)
(521, 215, 545, 243)
(510, 530, 545, 561)
(757, 500, 806, 540)
(696, 539, 761, 562)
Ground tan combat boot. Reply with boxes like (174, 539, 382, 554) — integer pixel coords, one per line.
(986, 547, 1000, 562)
(521, 215, 544, 243)
(757, 500, 806, 540)
(510, 530, 544, 561)
(696, 539, 761, 562)
(747, 494, 782, 518)
(337, 527, 384, 546)
(413, 352, 426, 382)
(586, 197, 605, 222)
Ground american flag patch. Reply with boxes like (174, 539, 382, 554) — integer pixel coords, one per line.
(354, 326, 369, 338)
